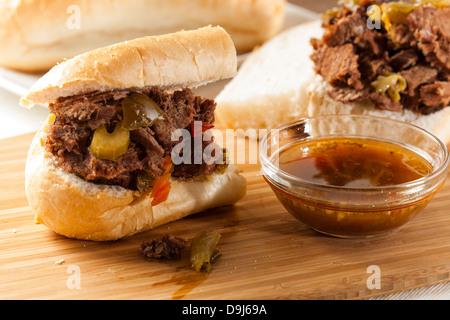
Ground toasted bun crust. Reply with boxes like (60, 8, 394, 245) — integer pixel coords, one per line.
(25, 122, 247, 241)
(215, 21, 450, 145)
(20, 26, 237, 108)
(0, 0, 285, 72)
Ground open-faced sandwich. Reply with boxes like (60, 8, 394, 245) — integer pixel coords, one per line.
(216, 0, 450, 144)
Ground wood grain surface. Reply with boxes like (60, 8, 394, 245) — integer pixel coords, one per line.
(1, 131, 450, 300)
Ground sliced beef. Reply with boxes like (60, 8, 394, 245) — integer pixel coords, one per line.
(359, 55, 389, 82)
(401, 92, 422, 112)
(358, 30, 386, 56)
(146, 89, 216, 153)
(398, 65, 439, 112)
(400, 64, 438, 95)
(46, 87, 219, 190)
(130, 127, 164, 155)
(49, 91, 127, 130)
(441, 70, 450, 81)
(407, 6, 450, 71)
(193, 95, 216, 124)
(322, 11, 367, 47)
(390, 24, 417, 49)
(322, 5, 353, 27)
(172, 143, 223, 180)
(47, 123, 91, 156)
(82, 142, 163, 189)
(328, 86, 370, 103)
(388, 49, 419, 71)
(311, 43, 363, 90)
(368, 92, 402, 112)
(420, 81, 450, 111)
(147, 89, 194, 152)
(173, 162, 219, 180)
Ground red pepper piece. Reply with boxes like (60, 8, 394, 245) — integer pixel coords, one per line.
(191, 120, 214, 137)
(151, 155, 173, 206)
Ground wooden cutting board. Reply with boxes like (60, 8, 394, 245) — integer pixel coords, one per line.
(1, 131, 450, 300)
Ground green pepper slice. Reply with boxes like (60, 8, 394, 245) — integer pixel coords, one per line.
(190, 230, 221, 272)
(121, 92, 165, 130)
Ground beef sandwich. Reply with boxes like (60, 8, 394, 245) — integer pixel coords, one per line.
(21, 26, 247, 241)
(215, 0, 450, 145)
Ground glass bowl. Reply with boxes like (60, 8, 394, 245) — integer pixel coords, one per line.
(259, 115, 449, 238)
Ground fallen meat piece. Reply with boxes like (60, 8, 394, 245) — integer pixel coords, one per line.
(139, 235, 188, 260)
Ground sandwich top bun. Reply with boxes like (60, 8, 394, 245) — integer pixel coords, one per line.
(23, 26, 247, 241)
(0, 0, 285, 72)
(21, 25, 237, 108)
(215, 20, 450, 145)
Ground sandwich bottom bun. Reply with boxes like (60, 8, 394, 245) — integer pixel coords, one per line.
(25, 124, 247, 241)
(215, 20, 450, 146)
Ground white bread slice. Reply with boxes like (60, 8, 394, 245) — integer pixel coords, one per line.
(215, 20, 323, 131)
(215, 21, 450, 145)
(0, 0, 285, 72)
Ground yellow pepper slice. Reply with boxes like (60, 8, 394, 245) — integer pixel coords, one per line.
(371, 71, 407, 103)
(88, 124, 130, 161)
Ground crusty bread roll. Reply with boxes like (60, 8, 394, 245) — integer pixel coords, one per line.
(0, 0, 286, 72)
(23, 26, 247, 241)
(215, 20, 450, 145)
(21, 25, 237, 108)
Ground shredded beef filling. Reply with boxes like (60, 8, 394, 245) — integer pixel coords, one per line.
(311, 0, 450, 114)
(46, 87, 224, 190)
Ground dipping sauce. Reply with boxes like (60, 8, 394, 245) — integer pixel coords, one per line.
(267, 137, 437, 238)
(278, 137, 433, 188)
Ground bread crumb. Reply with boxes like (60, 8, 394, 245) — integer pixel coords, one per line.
(54, 259, 65, 265)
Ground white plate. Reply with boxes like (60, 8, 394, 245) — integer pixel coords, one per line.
(0, 4, 318, 97)
(0, 4, 317, 140)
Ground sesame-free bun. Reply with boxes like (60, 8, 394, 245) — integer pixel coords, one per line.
(21, 26, 237, 108)
(25, 125, 246, 241)
(215, 21, 450, 145)
(0, 0, 285, 72)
